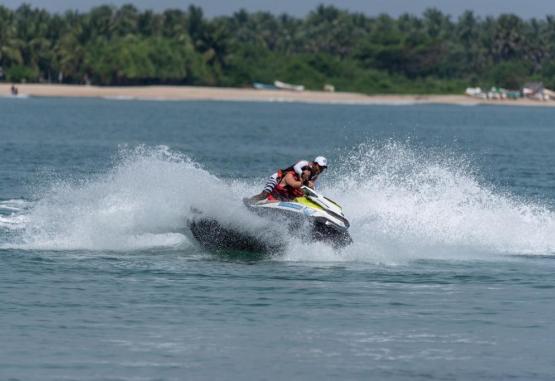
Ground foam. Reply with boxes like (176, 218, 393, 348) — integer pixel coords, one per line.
(0, 199, 31, 212)
(1, 146, 212, 250)
(3, 143, 555, 261)
(314, 141, 555, 261)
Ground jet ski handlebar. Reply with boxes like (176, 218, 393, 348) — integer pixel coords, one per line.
(301, 185, 319, 197)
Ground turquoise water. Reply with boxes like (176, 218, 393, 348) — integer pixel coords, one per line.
(1, 97, 555, 380)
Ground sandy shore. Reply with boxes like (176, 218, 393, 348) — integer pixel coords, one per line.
(2, 83, 554, 107)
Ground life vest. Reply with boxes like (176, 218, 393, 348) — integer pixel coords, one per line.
(269, 170, 305, 200)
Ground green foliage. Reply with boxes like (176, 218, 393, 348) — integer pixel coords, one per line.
(5, 65, 38, 82)
(541, 61, 555, 89)
(487, 61, 531, 89)
(0, 4, 554, 93)
(84, 36, 207, 85)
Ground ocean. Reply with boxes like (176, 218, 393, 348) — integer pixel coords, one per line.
(1, 97, 554, 380)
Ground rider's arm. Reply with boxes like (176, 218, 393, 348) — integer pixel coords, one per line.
(306, 171, 319, 189)
(283, 172, 304, 188)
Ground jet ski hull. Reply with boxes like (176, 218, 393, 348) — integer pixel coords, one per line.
(312, 219, 353, 248)
(188, 218, 284, 254)
(189, 217, 351, 254)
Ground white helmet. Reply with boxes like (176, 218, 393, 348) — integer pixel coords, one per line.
(314, 156, 328, 168)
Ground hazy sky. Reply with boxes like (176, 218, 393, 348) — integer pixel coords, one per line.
(2, 0, 553, 19)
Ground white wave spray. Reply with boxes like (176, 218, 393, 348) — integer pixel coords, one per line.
(2, 146, 265, 250)
(299, 141, 555, 262)
(2, 143, 555, 262)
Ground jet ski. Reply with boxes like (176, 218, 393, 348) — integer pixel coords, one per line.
(187, 186, 352, 254)
(244, 186, 352, 248)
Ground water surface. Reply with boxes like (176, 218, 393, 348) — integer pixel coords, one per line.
(1, 97, 555, 380)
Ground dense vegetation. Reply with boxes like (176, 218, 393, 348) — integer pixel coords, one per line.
(1, 4, 555, 93)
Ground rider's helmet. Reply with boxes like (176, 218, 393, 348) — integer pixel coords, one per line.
(314, 156, 328, 168)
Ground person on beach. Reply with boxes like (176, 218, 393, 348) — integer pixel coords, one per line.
(10, 84, 18, 96)
(248, 156, 328, 202)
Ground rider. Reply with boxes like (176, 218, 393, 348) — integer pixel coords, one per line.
(305, 156, 328, 189)
(267, 165, 312, 201)
(249, 156, 328, 202)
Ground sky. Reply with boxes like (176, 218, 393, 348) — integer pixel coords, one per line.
(2, 0, 553, 19)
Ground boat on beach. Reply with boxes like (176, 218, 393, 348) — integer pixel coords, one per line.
(274, 80, 305, 92)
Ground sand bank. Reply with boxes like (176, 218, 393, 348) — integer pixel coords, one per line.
(2, 83, 555, 107)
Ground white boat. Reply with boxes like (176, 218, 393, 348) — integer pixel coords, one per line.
(274, 80, 305, 92)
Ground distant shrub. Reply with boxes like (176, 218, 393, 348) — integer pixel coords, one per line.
(6, 66, 38, 83)
(487, 61, 531, 90)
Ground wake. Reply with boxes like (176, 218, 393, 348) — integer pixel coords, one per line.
(2, 143, 555, 263)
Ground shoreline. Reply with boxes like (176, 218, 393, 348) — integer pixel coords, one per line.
(2, 83, 555, 107)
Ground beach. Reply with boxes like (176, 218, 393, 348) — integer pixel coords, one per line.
(2, 83, 554, 107)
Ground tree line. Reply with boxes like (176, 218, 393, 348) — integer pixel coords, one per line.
(1, 3, 555, 93)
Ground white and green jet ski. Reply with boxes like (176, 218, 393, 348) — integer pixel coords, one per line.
(244, 186, 351, 246)
(188, 186, 352, 253)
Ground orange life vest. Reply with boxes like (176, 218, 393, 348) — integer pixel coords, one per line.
(269, 170, 305, 200)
